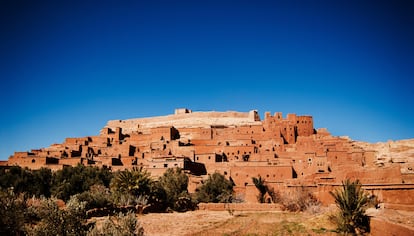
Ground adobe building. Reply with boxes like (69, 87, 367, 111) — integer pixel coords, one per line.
(5, 109, 414, 209)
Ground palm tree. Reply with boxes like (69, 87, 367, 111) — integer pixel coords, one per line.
(330, 179, 370, 234)
(252, 176, 267, 203)
(110, 167, 152, 198)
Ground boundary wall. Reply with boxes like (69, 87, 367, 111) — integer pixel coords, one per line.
(197, 203, 282, 211)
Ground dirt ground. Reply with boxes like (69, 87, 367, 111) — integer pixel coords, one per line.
(138, 210, 338, 236)
(89, 206, 414, 235)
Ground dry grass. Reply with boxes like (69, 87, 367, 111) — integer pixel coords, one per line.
(137, 210, 338, 236)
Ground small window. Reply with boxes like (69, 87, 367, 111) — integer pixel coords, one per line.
(164, 164, 168, 168)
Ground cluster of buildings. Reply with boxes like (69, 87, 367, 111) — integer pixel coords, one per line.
(4, 108, 414, 207)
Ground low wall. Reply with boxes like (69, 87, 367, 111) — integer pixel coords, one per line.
(370, 217, 414, 236)
(198, 203, 282, 211)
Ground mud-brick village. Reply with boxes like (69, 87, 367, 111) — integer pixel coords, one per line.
(4, 109, 414, 206)
(2, 1, 414, 235)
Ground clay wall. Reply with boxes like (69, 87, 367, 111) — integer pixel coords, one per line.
(194, 153, 215, 164)
(229, 165, 292, 187)
(233, 125, 264, 136)
(295, 136, 318, 152)
(256, 138, 284, 153)
(188, 176, 203, 193)
(194, 145, 220, 155)
(280, 123, 296, 144)
(149, 126, 176, 141)
(64, 137, 88, 146)
(243, 184, 260, 203)
(147, 157, 186, 170)
(8, 156, 47, 169)
(363, 150, 377, 167)
(119, 156, 138, 167)
(224, 139, 253, 147)
(89, 136, 109, 147)
(296, 115, 314, 136)
(222, 146, 255, 161)
(177, 127, 212, 140)
(59, 158, 82, 166)
(171, 144, 194, 158)
(190, 139, 217, 146)
(104, 110, 262, 135)
(346, 166, 402, 184)
(198, 202, 281, 211)
(370, 217, 414, 236)
(314, 184, 336, 205)
(12, 152, 30, 158)
(327, 151, 353, 166)
(378, 188, 414, 207)
(293, 155, 329, 177)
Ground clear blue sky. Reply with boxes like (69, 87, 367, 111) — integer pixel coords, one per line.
(1, 0, 413, 160)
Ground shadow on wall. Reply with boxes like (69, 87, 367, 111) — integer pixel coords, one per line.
(185, 160, 207, 176)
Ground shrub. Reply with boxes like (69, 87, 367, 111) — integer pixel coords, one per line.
(87, 211, 144, 236)
(0, 188, 27, 235)
(51, 165, 113, 201)
(280, 186, 320, 212)
(0, 166, 52, 198)
(195, 172, 233, 203)
(158, 168, 196, 211)
(27, 196, 88, 236)
(146, 181, 168, 212)
(75, 184, 113, 211)
(330, 179, 370, 234)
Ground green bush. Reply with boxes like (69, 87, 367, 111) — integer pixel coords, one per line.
(159, 168, 196, 211)
(147, 180, 168, 212)
(0, 166, 52, 197)
(75, 184, 113, 211)
(51, 165, 113, 201)
(195, 172, 233, 203)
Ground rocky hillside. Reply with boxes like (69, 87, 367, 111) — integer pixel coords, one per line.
(355, 139, 414, 172)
